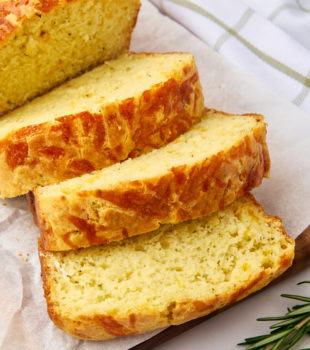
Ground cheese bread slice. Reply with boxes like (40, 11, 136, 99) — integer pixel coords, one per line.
(0, 52, 203, 198)
(32, 109, 270, 251)
(39, 194, 294, 340)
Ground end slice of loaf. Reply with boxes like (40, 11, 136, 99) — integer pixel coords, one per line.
(39, 194, 294, 341)
(0, 52, 204, 198)
(33, 109, 270, 251)
(0, 0, 141, 115)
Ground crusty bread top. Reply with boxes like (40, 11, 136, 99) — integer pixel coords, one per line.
(34, 108, 270, 251)
(0, 52, 195, 139)
(36, 109, 268, 197)
(39, 194, 294, 332)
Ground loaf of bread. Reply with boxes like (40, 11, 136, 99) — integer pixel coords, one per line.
(38, 194, 294, 340)
(32, 109, 270, 251)
(0, 52, 203, 198)
(0, 0, 141, 115)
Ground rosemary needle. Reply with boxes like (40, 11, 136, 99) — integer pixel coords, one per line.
(238, 281, 310, 350)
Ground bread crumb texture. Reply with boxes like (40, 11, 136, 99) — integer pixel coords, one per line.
(39, 194, 294, 340)
(34, 109, 270, 251)
(0, 0, 141, 114)
(0, 52, 203, 197)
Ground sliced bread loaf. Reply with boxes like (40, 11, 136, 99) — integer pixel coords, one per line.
(0, 0, 141, 114)
(32, 109, 270, 251)
(39, 194, 294, 340)
(0, 52, 203, 198)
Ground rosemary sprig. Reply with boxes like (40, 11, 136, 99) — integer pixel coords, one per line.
(238, 281, 310, 350)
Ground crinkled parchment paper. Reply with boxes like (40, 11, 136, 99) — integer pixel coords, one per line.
(0, 1, 309, 349)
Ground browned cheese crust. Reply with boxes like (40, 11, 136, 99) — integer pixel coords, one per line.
(34, 112, 270, 251)
(38, 199, 294, 340)
(0, 60, 204, 198)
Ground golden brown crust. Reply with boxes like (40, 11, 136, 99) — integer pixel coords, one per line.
(0, 61, 204, 198)
(35, 114, 270, 251)
(38, 202, 295, 340)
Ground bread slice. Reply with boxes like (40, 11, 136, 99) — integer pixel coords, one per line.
(0, 0, 141, 115)
(32, 109, 270, 251)
(0, 52, 204, 198)
(39, 194, 294, 340)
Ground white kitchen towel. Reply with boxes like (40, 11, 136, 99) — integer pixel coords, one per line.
(150, 0, 310, 113)
(244, 0, 310, 51)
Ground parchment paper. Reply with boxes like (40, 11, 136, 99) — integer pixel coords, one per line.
(0, 1, 309, 349)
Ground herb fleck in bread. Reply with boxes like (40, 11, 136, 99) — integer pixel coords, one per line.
(39, 194, 294, 340)
(0, 0, 141, 115)
(0, 52, 203, 198)
(33, 109, 270, 251)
